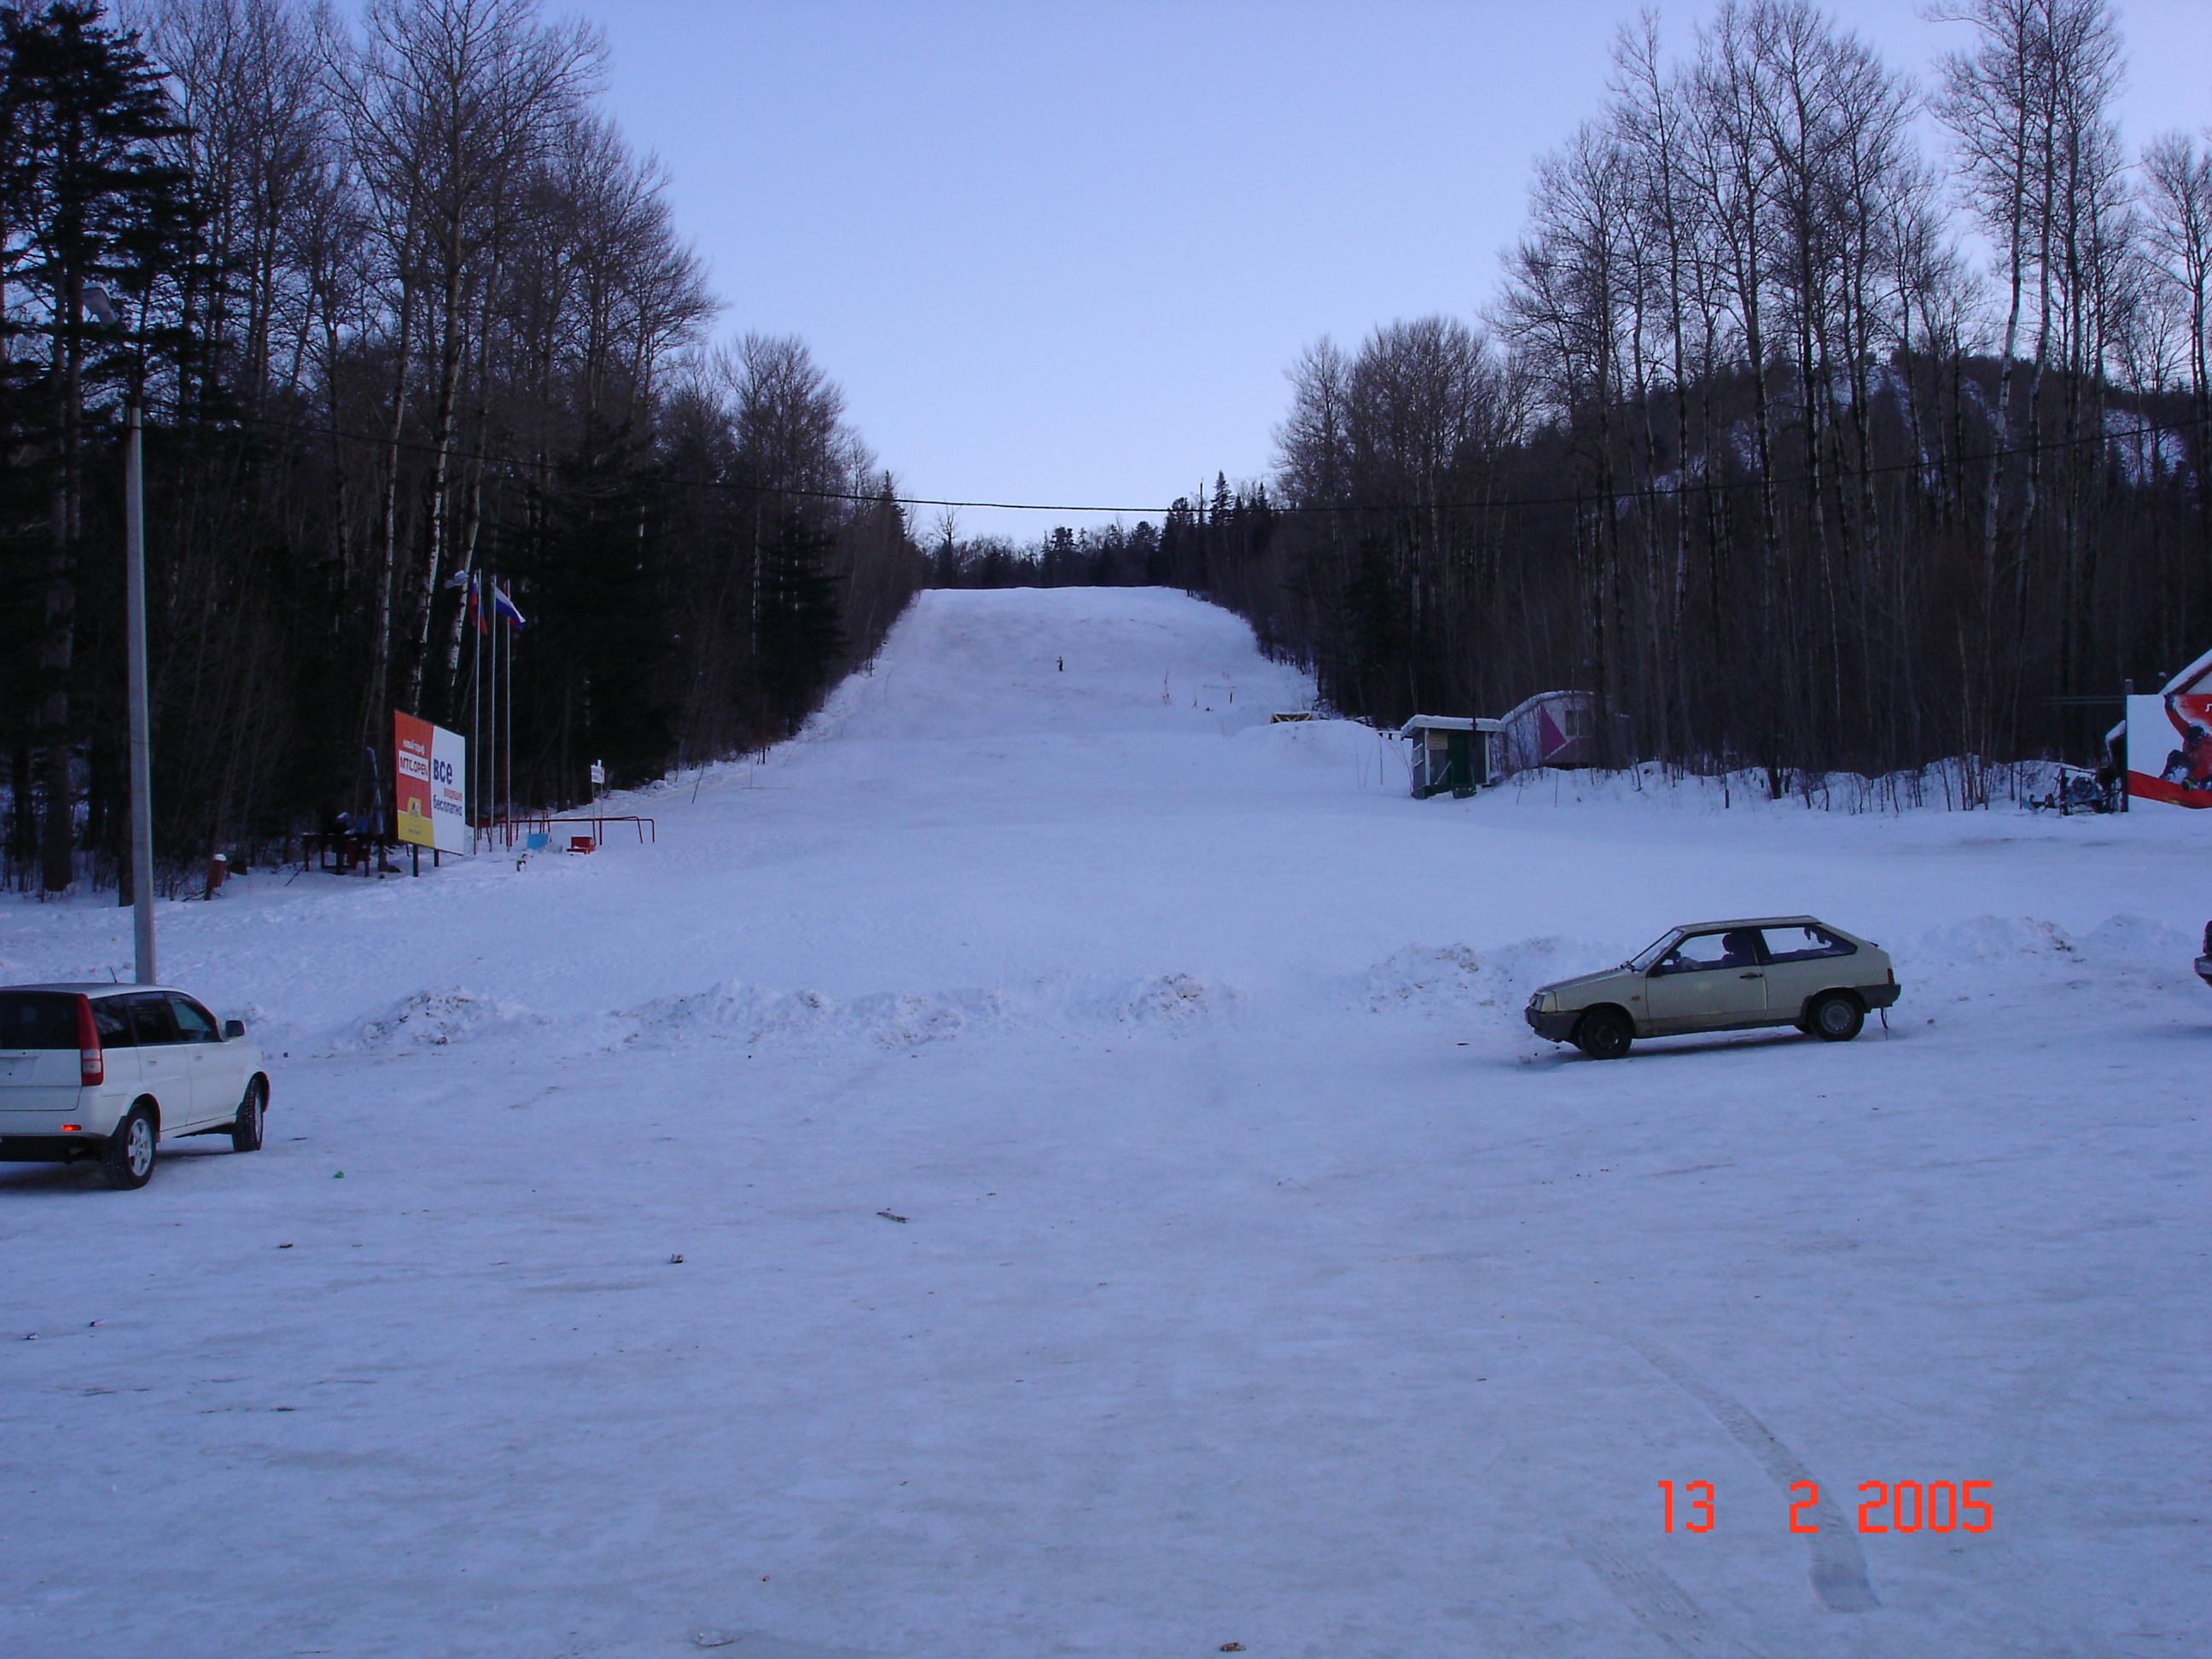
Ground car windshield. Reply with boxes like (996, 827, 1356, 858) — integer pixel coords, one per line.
(1626, 930, 1682, 971)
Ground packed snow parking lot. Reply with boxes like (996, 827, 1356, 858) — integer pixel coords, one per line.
(3, 588, 2206, 1658)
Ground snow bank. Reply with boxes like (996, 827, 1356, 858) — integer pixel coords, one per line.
(333, 967, 1254, 1060)
(350, 987, 559, 1051)
(619, 969, 1240, 1044)
(627, 980, 1016, 1051)
(1364, 943, 1487, 1011)
(1097, 969, 1232, 1027)
(1901, 913, 2195, 981)
(1487, 756, 2070, 814)
(1361, 937, 1621, 1022)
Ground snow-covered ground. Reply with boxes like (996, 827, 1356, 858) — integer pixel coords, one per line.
(3, 586, 2206, 1659)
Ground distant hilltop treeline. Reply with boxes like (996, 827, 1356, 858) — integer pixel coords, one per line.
(0, 0, 926, 894)
(969, 0, 2211, 789)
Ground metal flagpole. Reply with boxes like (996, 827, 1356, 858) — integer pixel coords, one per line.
(474, 576, 483, 846)
(469, 573, 480, 848)
(488, 573, 498, 845)
(503, 583, 514, 847)
(475, 573, 485, 847)
(463, 577, 470, 845)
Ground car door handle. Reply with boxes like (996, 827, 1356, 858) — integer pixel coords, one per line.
(1738, 971, 1763, 979)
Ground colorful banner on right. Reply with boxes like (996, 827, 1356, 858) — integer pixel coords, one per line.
(2127, 692, 2212, 807)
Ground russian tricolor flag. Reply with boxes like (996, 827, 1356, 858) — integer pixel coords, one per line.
(445, 568, 522, 632)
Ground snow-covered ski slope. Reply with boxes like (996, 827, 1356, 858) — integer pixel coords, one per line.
(3, 586, 2206, 1659)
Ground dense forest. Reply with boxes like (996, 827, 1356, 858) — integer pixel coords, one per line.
(1, 0, 924, 894)
(1061, 0, 2207, 791)
(9, 0, 2212, 899)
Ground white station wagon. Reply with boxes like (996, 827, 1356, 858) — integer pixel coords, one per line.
(0, 984, 270, 1189)
(1524, 917, 1901, 1060)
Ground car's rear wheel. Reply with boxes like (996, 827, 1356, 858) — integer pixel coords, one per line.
(1807, 992, 1864, 1043)
(230, 1077, 267, 1153)
(101, 1107, 156, 1190)
(1574, 1007, 1633, 1060)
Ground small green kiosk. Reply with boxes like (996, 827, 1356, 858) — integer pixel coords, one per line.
(1398, 714, 1501, 798)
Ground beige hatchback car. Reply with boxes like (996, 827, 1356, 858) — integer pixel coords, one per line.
(0, 984, 270, 1188)
(1524, 917, 1900, 1059)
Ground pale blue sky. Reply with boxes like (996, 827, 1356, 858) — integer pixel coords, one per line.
(569, 0, 2211, 538)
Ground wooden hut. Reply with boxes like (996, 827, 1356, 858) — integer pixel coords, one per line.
(1397, 715, 1501, 798)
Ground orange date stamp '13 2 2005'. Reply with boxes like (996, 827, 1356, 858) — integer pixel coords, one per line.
(1658, 1480, 1994, 1533)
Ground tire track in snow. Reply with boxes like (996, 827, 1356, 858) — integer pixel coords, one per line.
(1615, 1333, 1880, 1613)
(1568, 1535, 1767, 1657)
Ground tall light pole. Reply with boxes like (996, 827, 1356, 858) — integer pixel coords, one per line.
(123, 398, 154, 984)
(86, 284, 155, 983)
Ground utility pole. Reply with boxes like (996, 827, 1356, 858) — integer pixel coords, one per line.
(87, 284, 156, 982)
(124, 400, 155, 982)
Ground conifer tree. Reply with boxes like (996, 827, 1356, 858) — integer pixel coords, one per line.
(753, 514, 842, 736)
(1, 2, 196, 889)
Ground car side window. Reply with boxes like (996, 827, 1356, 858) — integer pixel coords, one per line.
(168, 995, 219, 1043)
(92, 998, 137, 1048)
(1762, 926, 1855, 964)
(1653, 932, 1756, 975)
(125, 993, 179, 1045)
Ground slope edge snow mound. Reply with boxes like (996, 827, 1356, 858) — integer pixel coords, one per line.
(1902, 914, 2192, 975)
(339, 970, 1257, 1061)
(2076, 913, 2194, 965)
(1096, 971, 1231, 1027)
(1365, 945, 1486, 1013)
(628, 981, 1017, 1050)
(1912, 916, 2080, 966)
(352, 940, 1641, 1059)
(1361, 937, 1620, 1022)
(1231, 717, 1397, 787)
(351, 987, 547, 1051)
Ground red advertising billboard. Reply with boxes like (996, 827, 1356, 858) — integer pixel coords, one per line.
(394, 713, 470, 853)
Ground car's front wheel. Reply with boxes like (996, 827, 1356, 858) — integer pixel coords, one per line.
(230, 1077, 267, 1152)
(1807, 992, 1865, 1043)
(101, 1107, 156, 1190)
(1574, 1007, 1634, 1060)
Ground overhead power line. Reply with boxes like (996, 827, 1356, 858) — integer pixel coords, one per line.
(218, 405, 2211, 521)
